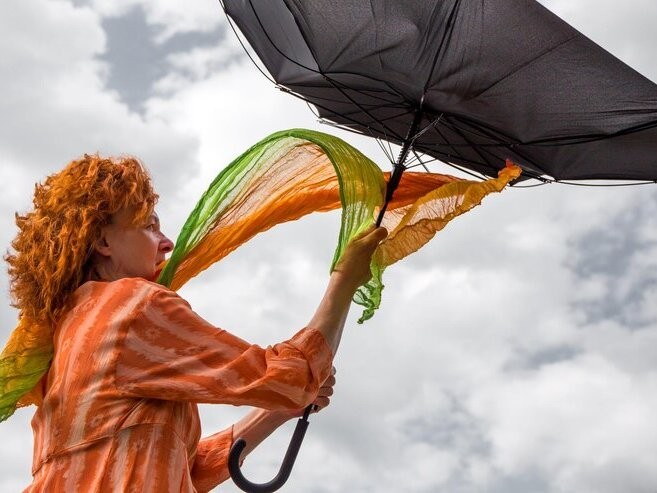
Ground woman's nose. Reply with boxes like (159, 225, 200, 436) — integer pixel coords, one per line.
(160, 235, 174, 253)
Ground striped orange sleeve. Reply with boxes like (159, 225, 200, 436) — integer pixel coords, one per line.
(113, 282, 334, 410)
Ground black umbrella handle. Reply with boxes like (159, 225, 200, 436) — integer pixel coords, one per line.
(228, 405, 313, 492)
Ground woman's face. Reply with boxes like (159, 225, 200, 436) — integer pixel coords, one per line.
(94, 207, 174, 282)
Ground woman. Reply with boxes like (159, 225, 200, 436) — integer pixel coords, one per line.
(4, 154, 386, 492)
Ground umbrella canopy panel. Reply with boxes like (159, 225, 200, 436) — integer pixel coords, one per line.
(223, 0, 657, 181)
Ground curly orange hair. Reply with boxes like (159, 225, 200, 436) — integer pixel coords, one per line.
(5, 154, 158, 328)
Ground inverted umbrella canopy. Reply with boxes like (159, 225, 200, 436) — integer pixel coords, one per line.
(222, 0, 657, 182)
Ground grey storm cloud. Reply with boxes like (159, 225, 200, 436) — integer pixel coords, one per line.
(100, 6, 229, 112)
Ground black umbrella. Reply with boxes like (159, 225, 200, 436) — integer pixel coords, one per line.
(220, 1, 657, 490)
(222, 0, 657, 184)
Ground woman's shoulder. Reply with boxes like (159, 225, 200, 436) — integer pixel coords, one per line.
(112, 277, 171, 293)
(73, 277, 176, 307)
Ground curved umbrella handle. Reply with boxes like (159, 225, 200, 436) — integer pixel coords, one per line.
(228, 405, 313, 492)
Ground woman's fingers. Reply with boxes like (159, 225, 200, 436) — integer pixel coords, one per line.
(351, 225, 376, 241)
(321, 374, 336, 388)
(353, 226, 388, 249)
(317, 385, 334, 398)
(333, 227, 388, 289)
(311, 396, 330, 411)
(311, 367, 337, 412)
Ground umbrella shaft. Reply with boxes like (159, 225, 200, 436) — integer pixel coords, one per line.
(377, 109, 423, 226)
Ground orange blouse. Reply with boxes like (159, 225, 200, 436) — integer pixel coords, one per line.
(26, 278, 333, 492)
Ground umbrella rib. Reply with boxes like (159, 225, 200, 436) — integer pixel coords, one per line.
(439, 116, 501, 172)
(427, 117, 549, 182)
(519, 119, 657, 147)
(287, 91, 400, 116)
(275, 84, 405, 141)
(375, 135, 395, 164)
(317, 116, 395, 164)
(409, 150, 431, 173)
(286, 81, 412, 141)
(424, 120, 468, 163)
(360, 108, 419, 128)
(422, 117, 481, 165)
(422, 0, 462, 95)
(511, 181, 552, 188)
(412, 151, 443, 167)
(413, 113, 445, 141)
(464, 33, 580, 103)
(557, 179, 657, 187)
(286, 90, 406, 114)
(444, 118, 549, 180)
(304, 100, 320, 119)
(319, 78, 409, 141)
(440, 117, 556, 179)
(440, 159, 494, 181)
(423, 113, 544, 177)
(220, 0, 277, 85)
(242, 1, 409, 108)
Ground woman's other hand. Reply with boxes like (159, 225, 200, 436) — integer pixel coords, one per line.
(271, 367, 337, 420)
(309, 366, 336, 413)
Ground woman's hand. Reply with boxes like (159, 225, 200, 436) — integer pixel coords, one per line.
(229, 368, 337, 464)
(281, 367, 337, 419)
(332, 226, 388, 292)
(310, 367, 337, 413)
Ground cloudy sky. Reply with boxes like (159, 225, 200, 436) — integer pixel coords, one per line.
(2, 1, 657, 492)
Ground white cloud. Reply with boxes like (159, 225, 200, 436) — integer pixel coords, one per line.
(0, 0, 200, 204)
(470, 355, 657, 493)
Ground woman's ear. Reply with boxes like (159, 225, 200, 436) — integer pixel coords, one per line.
(92, 230, 112, 257)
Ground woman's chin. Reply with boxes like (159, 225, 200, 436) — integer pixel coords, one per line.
(152, 261, 167, 282)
